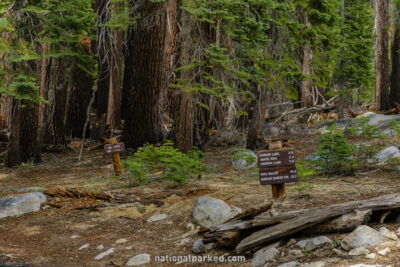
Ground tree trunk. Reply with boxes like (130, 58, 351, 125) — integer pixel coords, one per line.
(43, 58, 67, 145)
(64, 62, 93, 138)
(95, 0, 110, 118)
(4, 98, 22, 167)
(106, 18, 123, 131)
(391, 4, 400, 106)
(375, 0, 391, 111)
(172, 7, 194, 153)
(246, 84, 266, 150)
(122, 1, 167, 149)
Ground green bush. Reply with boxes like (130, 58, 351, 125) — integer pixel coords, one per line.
(314, 124, 356, 175)
(348, 117, 384, 169)
(232, 148, 257, 171)
(123, 141, 205, 186)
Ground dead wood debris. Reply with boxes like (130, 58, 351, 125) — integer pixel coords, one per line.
(198, 194, 400, 254)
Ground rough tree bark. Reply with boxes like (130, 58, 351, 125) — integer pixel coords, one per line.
(95, 0, 110, 118)
(246, 84, 266, 150)
(106, 2, 123, 131)
(391, 4, 400, 106)
(172, 6, 194, 153)
(122, 1, 167, 148)
(64, 62, 93, 138)
(42, 58, 67, 145)
(375, 0, 391, 111)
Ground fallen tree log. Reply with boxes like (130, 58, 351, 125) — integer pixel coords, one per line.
(235, 194, 400, 253)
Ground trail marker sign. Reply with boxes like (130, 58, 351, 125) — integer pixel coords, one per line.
(104, 138, 124, 176)
(258, 144, 297, 201)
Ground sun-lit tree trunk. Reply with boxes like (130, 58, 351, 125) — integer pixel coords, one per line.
(122, 1, 167, 149)
(172, 6, 194, 153)
(105, 1, 123, 131)
(106, 18, 123, 131)
(375, 0, 391, 111)
(95, 0, 110, 118)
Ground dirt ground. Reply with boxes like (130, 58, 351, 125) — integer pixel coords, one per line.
(1, 133, 400, 267)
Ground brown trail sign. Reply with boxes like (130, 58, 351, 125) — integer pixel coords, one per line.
(104, 138, 125, 176)
(258, 141, 297, 201)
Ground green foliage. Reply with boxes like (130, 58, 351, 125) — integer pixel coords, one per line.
(136, 204, 146, 214)
(296, 161, 315, 181)
(232, 148, 256, 171)
(0, 0, 97, 105)
(348, 117, 384, 169)
(314, 124, 355, 175)
(333, 0, 375, 102)
(123, 141, 205, 186)
(293, 183, 314, 196)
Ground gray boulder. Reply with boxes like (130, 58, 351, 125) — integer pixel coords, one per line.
(0, 192, 46, 219)
(232, 149, 257, 170)
(295, 236, 333, 250)
(126, 253, 151, 266)
(251, 247, 279, 267)
(372, 146, 400, 163)
(341, 225, 391, 251)
(192, 196, 241, 228)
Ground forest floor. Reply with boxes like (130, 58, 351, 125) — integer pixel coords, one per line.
(1, 129, 400, 266)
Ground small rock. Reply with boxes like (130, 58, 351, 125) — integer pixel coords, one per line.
(287, 238, 296, 247)
(97, 245, 104, 250)
(126, 246, 132, 250)
(288, 249, 303, 257)
(377, 247, 390, 256)
(365, 253, 377, 259)
(79, 244, 90, 250)
(95, 248, 114, 260)
(186, 223, 195, 231)
(341, 225, 391, 251)
(192, 239, 213, 254)
(332, 248, 347, 256)
(349, 247, 370, 256)
(177, 238, 191, 246)
(0, 192, 46, 219)
(115, 238, 128, 244)
(304, 154, 321, 161)
(295, 236, 332, 250)
(374, 241, 398, 251)
(278, 262, 301, 267)
(379, 227, 398, 240)
(251, 247, 279, 267)
(147, 214, 167, 223)
(232, 149, 257, 170)
(70, 235, 79, 239)
(302, 262, 325, 267)
(126, 253, 151, 266)
(192, 196, 240, 228)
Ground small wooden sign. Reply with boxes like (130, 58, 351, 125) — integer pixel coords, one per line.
(258, 149, 296, 168)
(259, 165, 297, 185)
(104, 143, 125, 154)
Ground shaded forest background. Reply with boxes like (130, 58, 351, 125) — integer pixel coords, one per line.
(0, 0, 398, 167)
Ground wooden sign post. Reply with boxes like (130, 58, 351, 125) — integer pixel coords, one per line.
(104, 138, 125, 176)
(258, 141, 297, 201)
